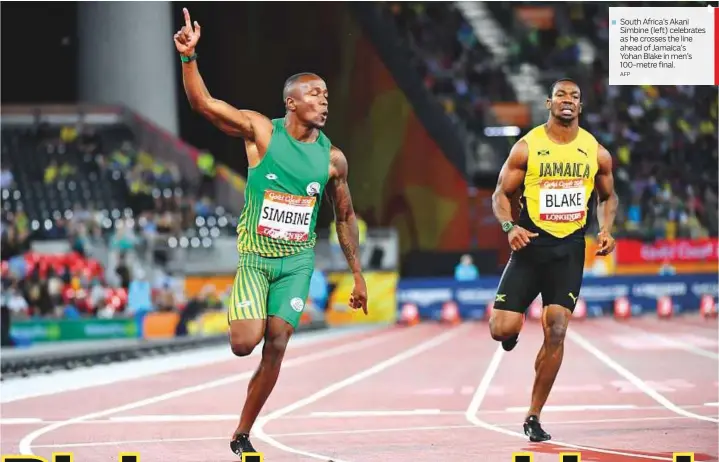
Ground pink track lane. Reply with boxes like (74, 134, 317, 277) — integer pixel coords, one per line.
(9, 324, 446, 462)
(2, 326, 390, 456)
(5, 318, 718, 462)
(479, 317, 717, 461)
(619, 316, 719, 353)
(263, 321, 501, 461)
(574, 318, 717, 410)
(255, 318, 717, 462)
(2, 327, 383, 421)
(3, 329, 383, 452)
(670, 313, 719, 331)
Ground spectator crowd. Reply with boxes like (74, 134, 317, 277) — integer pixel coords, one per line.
(0, 121, 232, 333)
(4, 2, 714, 336)
(385, 1, 718, 240)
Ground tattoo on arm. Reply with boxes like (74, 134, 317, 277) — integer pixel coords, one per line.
(328, 148, 362, 274)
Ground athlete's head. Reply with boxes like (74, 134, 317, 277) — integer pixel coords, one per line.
(546, 78, 582, 124)
(283, 72, 328, 129)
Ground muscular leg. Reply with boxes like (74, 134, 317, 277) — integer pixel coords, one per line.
(527, 304, 570, 418)
(489, 309, 524, 341)
(490, 251, 539, 350)
(226, 253, 273, 454)
(234, 316, 294, 436)
(523, 240, 584, 441)
(228, 319, 265, 357)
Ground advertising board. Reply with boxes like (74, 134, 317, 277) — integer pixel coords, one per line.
(10, 318, 139, 343)
(326, 272, 398, 325)
(397, 273, 717, 320)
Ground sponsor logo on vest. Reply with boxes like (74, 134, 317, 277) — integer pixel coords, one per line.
(306, 181, 320, 196)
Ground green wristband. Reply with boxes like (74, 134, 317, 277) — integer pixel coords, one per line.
(181, 53, 197, 63)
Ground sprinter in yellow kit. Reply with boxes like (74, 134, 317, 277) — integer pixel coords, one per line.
(488, 79, 619, 442)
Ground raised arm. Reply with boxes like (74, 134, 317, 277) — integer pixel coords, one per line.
(174, 8, 272, 143)
(594, 144, 618, 255)
(492, 140, 538, 251)
(327, 147, 367, 313)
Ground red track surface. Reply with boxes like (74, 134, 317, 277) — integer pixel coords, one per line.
(2, 316, 717, 461)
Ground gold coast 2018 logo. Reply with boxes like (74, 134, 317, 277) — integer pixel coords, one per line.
(1, 453, 264, 462)
(512, 453, 695, 462)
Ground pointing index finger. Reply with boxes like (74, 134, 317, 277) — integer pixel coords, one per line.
(183, 8, 192, 29)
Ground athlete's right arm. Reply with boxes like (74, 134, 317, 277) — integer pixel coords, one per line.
(182, 62, 270, 140)
(174, 9, 272, 143)
(492, 140, 538, 251)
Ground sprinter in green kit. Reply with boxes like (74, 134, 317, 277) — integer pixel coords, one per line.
(174, 8, 368, 458)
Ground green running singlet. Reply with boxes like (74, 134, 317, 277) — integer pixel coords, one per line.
(228, 117, 331, 329)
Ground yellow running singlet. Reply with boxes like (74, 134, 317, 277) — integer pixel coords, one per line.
(518, 125, 599, 242)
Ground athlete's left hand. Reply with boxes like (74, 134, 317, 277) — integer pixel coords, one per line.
(596, 229, 616, 256)
(350, 274, 368, 315)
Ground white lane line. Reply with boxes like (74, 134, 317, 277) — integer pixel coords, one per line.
(503, 404, 637, 412)
(31, 424, 476, 449)
(0, 418, 44, 425)
(566, 329, 719, 424)
(308, 409, 442, 418)
(33, 436, 227, 449)
(1, 325, 385, 403)
(9, 404, 715, 426)
(30, 414, 716, 450)
(253, 324, 470, 462)
(608, 322, 719, 360)
(17, 326, 409, 456)
(465, 343, 676, 461)
(500, 414, 715, 427)
(108, 414, 238, 423)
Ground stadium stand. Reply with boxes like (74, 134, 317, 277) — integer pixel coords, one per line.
(385, 2, 516, 135)
(385, 1, 718, 241)
(0, 116, 239, 326)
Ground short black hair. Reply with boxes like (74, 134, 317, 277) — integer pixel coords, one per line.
(548, 78, 580, 98)
(283, 72, 321, 101)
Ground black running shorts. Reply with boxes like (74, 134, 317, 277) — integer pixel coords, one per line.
(493, 239, 586, 313)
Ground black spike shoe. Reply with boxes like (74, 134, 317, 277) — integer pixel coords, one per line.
(523, 415, 551, 442)
(230, 432, 257, 458)
(502, 333, 519, 351)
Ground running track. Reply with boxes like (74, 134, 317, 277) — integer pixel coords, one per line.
(1, 316, 717, 461)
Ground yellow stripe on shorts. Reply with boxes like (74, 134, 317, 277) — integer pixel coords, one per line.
(228, 261, 269, 322)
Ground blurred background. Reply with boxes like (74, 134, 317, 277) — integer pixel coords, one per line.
(1, 1, 716, 354)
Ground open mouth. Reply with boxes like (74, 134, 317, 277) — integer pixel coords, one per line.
(561, 106, 574, 116)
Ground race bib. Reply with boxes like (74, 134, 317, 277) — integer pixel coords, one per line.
(257, 190, 316, 241)
(539, 179, 586, 222)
